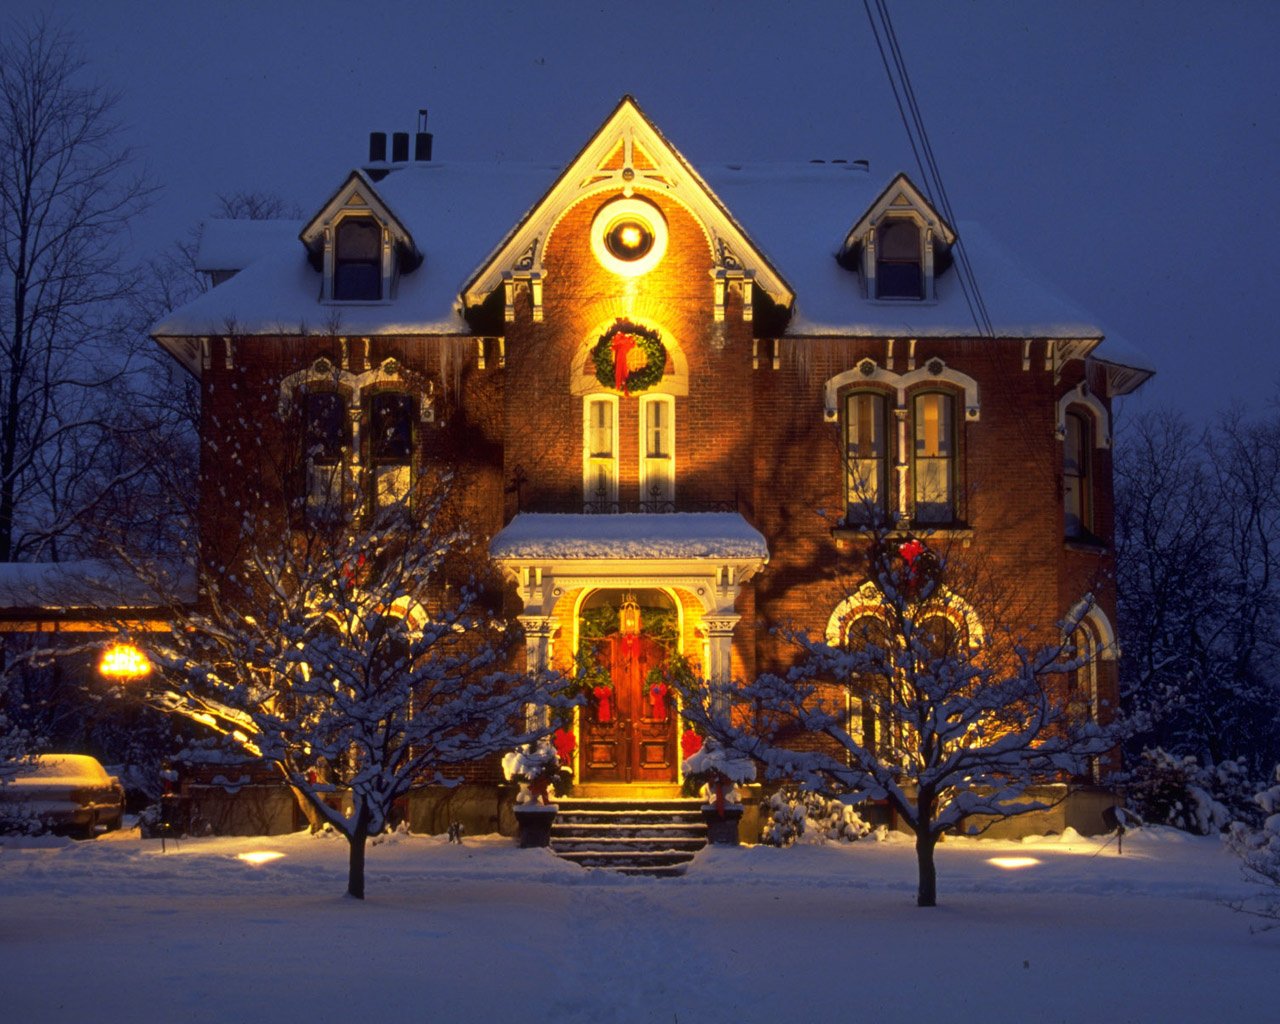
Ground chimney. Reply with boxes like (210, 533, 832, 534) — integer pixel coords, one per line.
(391, 132, 409, 163)
(415, 108, 433, 161)
(368, 132, 387, 163)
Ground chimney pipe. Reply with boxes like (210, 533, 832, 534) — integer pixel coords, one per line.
(368, 132, 387, 163)
(391, 132, 409, 163)
(415, 132, 433, 161)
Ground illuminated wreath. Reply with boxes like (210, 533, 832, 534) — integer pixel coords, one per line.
(591, 319, 666, 395)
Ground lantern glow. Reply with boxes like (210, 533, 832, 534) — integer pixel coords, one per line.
(100, 642, 152, 680)
(237, 851, 285, 866)
(987, 856, 1041, 870)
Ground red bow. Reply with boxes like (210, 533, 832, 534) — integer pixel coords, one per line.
(611, 331, 636, 395)
(593, 686, 613, 723)
(552, 727, 576, 763)
(681, 729, 703, 759)
(649, 682, 668, 721)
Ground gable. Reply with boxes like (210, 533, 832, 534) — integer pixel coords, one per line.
(299, 170, 417, 257)
(841, 172, 956, 253)
(461, 96, 794, 319)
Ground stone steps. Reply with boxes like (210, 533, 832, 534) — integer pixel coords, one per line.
(550, 798, 706, 877)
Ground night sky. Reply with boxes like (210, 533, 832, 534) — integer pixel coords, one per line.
(36, 0, 1279, 417)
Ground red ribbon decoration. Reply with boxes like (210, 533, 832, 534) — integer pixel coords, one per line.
(649, 682, 668, 721)
(529, 776, 551, 805)
(681, 729, 703, 760)
(611, 331, 637, 395)
(593, 686, 613, 723)
(619, 633, 641, 662)
(713, 772, 727, 818)
(552, 727, 576, 763)
(898, 538, 926, 590)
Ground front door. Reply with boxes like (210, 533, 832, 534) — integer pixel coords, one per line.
(580, 634, 677, 783)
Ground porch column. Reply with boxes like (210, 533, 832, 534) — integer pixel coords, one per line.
(518, 615, 558, 730)
(703, 615, 740, 714)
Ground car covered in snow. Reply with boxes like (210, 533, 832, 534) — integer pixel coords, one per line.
(0, 754, 125, 837)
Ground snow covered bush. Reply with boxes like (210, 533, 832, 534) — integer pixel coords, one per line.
(502, 737, 569, 804)
(1226, 767, 1280, 924)
(682, 735, 756, 806)
(759, 787, 872, 847)
(1126, 747, 1261, 834)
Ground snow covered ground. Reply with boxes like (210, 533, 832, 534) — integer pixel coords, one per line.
(1, 825, 1274, 1023)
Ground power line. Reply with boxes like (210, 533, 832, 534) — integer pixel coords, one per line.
(862, 0, 994, 338)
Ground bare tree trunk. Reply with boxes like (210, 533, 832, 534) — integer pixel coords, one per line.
(347, 800, 370, 900)
(916, 789, 939, 907)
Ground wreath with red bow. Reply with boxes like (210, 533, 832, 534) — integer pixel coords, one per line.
(591, 319, 665, 396)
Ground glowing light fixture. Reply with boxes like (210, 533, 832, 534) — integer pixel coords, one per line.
(99, 642, 152, 680)
(591, 196, 667, 277)
(987, 856, 1041, 870)
(237, 851, 285, 866)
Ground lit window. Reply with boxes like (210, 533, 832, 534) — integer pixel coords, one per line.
(1063, 410, 1092, 538)
(845, 615, 891, 755)
(639, 395, 674, 509)
(913, 392, 955, 524)
(368, 392, 415, 510)
(590, 197, 668, 277)
(302, 391, 350, 520)
(876, 220, 923, 299)
(583, 396, 618, 510)
(333, 219, 381, 301)
(844, 392, 888, 524)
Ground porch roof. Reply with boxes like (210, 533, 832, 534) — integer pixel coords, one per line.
(488, 513, 768, 562)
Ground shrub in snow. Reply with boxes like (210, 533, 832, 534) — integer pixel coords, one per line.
(759, 786, 872, 846)
(682, 736, 756, 806)
(502, 738, 569, 804)
(1126, 747, 1260, 834)
(1226, 766, 1280, 924)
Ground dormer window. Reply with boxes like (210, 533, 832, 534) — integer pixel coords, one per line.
(876, 219, 923, 299)
(334, 218, 382, 301)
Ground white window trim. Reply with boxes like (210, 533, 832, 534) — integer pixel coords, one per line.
(1055, 384, 1111, 448)
(638, 394, 675, 506)
(582, 394, 619, 507)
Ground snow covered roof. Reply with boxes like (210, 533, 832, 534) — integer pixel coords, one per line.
(0, 560, 193, 614)
(195, 218, 305, 273)
(489, 513, 769, 562)
(152, 103, 1152, 385)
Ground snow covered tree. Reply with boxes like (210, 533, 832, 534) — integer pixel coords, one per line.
(674, 533, 1109, 907)
(131, 486, 567, 899)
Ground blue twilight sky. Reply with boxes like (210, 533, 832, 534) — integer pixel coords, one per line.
(35, 0, 1280, 417)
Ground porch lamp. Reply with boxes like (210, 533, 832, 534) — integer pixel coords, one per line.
(620, 593, 642, 635)
(99, 641, 153, 681)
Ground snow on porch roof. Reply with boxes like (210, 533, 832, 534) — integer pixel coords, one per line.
(489, 513, 769, 562)
(0, 560, 194, 613)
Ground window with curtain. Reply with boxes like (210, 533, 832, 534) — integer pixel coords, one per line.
(913, 392, 955, 524)
(845, 391, 888, 524)
(639, 395, 674, 508)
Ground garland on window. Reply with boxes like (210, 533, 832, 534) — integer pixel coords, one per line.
(591, 319, 666, 396)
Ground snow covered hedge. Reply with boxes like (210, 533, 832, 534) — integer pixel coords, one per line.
(759, 787, 873, 847)
(1126, 747, 1261, 834)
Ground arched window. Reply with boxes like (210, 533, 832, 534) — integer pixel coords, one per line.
(844, 391, 889, 524)
(333, 218, 382, 301)
(639, 394, 674, 509)
(583, 395, 618, 510)
(302, 390, 350, 521)
(876, 219, 923, 299)
(1063, 410, 1092, 538)
(368, 392, 416, 510)
(845, 615, 892, 755)
(912, 391, 956, 524)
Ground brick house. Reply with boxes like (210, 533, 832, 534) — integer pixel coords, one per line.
(152, 97, 1151, 834)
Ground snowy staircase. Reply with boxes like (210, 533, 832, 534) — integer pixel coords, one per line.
(549, 799, 706, 877)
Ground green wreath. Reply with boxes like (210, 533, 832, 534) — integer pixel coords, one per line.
(592, 319, 666, 394)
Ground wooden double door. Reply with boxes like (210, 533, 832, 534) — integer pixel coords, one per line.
(580, 633, 677, 783)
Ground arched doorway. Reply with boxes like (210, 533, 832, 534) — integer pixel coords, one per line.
(577, 589, 679, 784)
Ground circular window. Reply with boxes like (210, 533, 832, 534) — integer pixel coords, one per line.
(590, 197, 667, 277)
